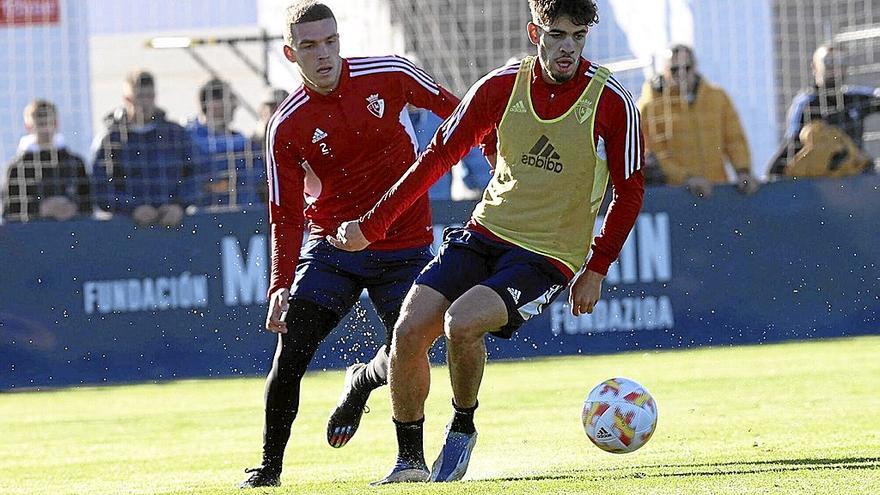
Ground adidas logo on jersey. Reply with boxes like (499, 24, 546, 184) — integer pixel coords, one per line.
(312, 128, 328, 143)
(521, 135, 564, 173)
(510, 100, 527, 113)
(507, 287, 522, 304)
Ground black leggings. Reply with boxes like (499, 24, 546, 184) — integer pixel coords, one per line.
(261, 298, 398, 467)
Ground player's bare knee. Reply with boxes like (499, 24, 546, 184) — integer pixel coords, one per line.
(443, 309, 483, 345)
(391, 317, 429, 359)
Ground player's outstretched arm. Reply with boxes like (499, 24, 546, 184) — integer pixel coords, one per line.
(355, 75, 501, 245)
(331, 65, 509, 250)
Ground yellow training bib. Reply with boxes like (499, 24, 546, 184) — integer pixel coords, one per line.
(473, 56, 611, 273)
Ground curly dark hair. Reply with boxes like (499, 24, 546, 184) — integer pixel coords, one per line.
(528, 0, 599, 28)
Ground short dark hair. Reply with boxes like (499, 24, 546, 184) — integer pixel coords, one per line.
(198, 78, 236, 114)
(285, 1, 336, 45)
(668, 44, 695, 60)
(125, 69, 154, 90)
(528, 0, 599, 28)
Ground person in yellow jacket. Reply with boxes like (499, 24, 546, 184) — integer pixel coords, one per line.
(637, 44, 759, 197)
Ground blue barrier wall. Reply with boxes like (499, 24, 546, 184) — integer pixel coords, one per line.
(2, 177, 878, 390)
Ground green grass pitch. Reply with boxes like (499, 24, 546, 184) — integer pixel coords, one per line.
(2, 336, 878, 494)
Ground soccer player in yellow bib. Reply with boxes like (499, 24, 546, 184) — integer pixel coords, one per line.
(331, 0, 645, 483)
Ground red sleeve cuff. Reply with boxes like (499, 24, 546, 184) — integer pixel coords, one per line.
(586, 251, 614, 276)
(359, 218, 385, 244)
(267, 283, 287, 300)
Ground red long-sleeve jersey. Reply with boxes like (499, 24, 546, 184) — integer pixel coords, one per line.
(266, 56, 459, 296)
(360, 57, 645, 278)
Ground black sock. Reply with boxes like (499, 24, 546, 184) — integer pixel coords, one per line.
(352, 344, 389, 393)
(450, 400, 478, 434)
(352, 308, 399, 393)
(394, 417, 426, 466)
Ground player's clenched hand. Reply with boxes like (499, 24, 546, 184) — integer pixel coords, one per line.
(568, 269, 605, 316)
(327, 221, 370, 252)
(266, 288, 290, 334)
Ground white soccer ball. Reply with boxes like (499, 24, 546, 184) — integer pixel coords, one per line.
(582, 377, 657, 454)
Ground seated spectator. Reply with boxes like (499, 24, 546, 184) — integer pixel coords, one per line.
(2, 99, 90, 223)
(407, 104, 491, 201)
(638, 44, 759, 197)
(91, 70, 196, 227)
(767, 44, 880, 178)
(187, 78, 265, 209)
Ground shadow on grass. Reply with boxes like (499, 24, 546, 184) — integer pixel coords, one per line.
(488, 457, 880, 483)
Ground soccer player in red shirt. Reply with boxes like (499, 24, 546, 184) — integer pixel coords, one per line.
(332, 0, 645, 483)
(240, 1, 460, 488)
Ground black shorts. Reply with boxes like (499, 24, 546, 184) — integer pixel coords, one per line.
(415, 228, 569, 338)
(291, 238, 432, 320)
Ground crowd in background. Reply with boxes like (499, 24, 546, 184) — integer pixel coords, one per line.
(637, 43, 879, 198)
(3, 71, 276, 225)
(2, 42, 878, 224)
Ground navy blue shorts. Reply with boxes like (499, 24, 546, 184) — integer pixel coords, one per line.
(416, 228, 569, 338)
(290, 238, 433, 321)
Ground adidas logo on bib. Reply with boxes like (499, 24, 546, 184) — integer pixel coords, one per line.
(521, 135, 564, 173)
(510, 100, 527, 113)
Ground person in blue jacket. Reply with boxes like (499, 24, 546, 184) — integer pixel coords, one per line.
(187, 78, 265, 210)
(91, 70, 198, 226)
